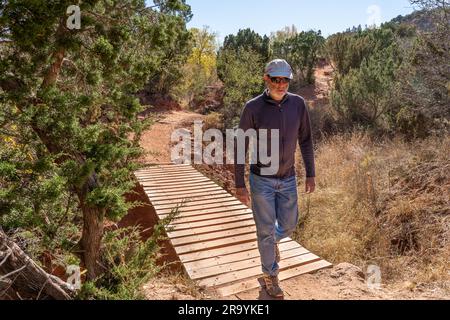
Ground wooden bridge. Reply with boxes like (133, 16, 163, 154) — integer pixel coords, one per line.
(134, 164, 332, 297)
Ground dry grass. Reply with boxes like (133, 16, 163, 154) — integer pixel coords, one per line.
(295, 131, 449, 288)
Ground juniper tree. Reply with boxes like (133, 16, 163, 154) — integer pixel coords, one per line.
(0, 0, 192, 280)
(272, 30, 325, 85)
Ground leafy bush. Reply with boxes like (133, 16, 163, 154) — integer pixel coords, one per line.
(325, 28, 397, 76)
(326, 3, 449, 138)
(330, 44, 401, 128)
(217, 49, 265, 129)
(392, 25, 450, 138)
(272, 30, 325, 86)
(172, 27, 218, 107)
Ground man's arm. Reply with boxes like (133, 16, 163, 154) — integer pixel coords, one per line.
(234, 104, 253, 205)
(298, 99, 316, 193)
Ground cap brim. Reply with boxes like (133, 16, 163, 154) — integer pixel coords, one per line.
(267, 72, 293, 79)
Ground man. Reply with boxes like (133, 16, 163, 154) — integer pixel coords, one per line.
(234, 59, 316, 298)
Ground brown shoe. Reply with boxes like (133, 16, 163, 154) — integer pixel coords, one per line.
(263, 274, 284, 298)
(275, 242, 281, 263)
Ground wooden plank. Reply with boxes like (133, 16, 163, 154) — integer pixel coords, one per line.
(138, 173, 205, 183)
(144, 180, 216, 188)
(147, 184, 223, 194)
(146, 190, 228, 203)
(168, 214, 255, 231)
(216, 260, 333, 297)
(197, 253, 321, 288)
(140, 177, 211, 186)
(138, 173, 204, 181)
(143, 180, 215, 190)
(145, 189, 229, 202)
(136, 170, 198, 178)
(178, 238, 292, 264)
(157, 164, 192, 167)
(150, 194, 234, 207)
(136, 169, 201, 177)
(136, 169, 199, 176)
(184, 240, 299, 272)
(145, 185, 223, 196)
(143, 182, 218, 192)
(142, 164, 194, 169)
(174, 233, 257, 255)
(145, 186, 224, 198)
(146, 184, 222, 194)
(144, 182, 216, 194)
(155, 199, 243, 214)
(138, 172, 200, 178)
(136, 167, 198, 175)
(156, 204, 250, 219)
(146, 185, 217, 195)
(152, 197, 239, 211)
(188, 247, 310, 280)
(136, 170, 200, 177)
(137, 168, 201, 174)
(166, 209, 253, 225)
(146, 187, 229, 200)
(178, 241, 258, 264)
(168, 219, 256, 239)
(136, 164, 192, 172)
(139, 164, 192, 170)
(159, 204, 249, 220)
(171, 225, 257, 247)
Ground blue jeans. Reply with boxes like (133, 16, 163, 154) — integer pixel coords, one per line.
(249, 172, 299, 276)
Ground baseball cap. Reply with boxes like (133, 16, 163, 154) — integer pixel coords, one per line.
(265, 59, 293, 79)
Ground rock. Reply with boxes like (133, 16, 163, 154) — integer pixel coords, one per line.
(403, 281, 417, 291)
(330, 263, 365, 280)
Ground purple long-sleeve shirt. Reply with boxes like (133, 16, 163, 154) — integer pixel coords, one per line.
(234, 90, 316, 189)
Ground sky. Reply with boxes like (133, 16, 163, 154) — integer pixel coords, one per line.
(147, 0, 417, 43)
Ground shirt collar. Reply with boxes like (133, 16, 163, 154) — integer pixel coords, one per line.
(263, 89, 290, 105)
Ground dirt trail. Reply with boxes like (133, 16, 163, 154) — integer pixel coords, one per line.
(138, 110, 204, 164)
(297, 61, 333, 108)
(137, 66, 448, 300)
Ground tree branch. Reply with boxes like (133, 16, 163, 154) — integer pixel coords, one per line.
(0, 228, 75, 300)
(41, 18, 67, 89)
(0, 249, 12, 267)
(0, 265, 27, 281)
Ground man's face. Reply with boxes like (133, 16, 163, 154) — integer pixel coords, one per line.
(264, 75, 290, 101)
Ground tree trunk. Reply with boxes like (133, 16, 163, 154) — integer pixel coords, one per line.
(78, 196, 105, 282)
(0, 228, 75, 300)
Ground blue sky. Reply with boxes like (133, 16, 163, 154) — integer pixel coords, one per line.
(147, 1, 416, 43)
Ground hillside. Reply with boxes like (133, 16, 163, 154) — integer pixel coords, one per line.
(390, 8, 446, 32)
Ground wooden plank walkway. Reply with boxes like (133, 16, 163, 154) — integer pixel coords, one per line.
(134, 164, 332, 297)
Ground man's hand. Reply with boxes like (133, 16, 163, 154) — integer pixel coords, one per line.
(305, 177, 316, 194)
(236, 187, 250, 207)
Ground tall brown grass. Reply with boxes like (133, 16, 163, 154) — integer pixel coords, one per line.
(294, 131, 449, 287)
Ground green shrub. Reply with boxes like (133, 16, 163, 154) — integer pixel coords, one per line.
(217, 49, 265, 129)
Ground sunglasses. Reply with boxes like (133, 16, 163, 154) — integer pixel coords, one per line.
(269, 77, 291, 84)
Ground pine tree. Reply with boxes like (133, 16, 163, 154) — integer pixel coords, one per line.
(0, 0, 192, 280)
